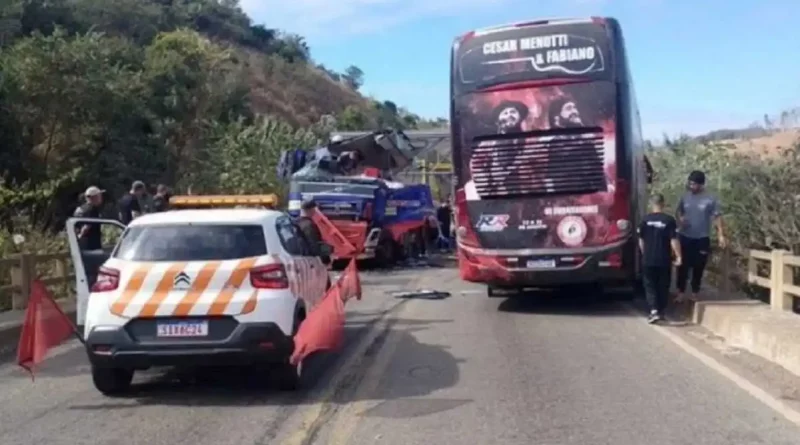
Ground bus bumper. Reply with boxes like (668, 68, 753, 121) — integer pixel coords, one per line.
(456, 238, 637, 288)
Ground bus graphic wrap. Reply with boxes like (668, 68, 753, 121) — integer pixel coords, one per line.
(451, 18, 647, 289)
(454, 82, 618, 254)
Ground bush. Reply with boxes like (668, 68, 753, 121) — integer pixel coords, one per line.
(647, 136, 800, 291)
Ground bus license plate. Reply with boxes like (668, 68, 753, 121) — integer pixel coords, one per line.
(527, 259, 556, 269)
(157, 321, 209, 338)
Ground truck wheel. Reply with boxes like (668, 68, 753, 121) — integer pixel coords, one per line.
(92, 366, 133, 396)
(374, 231, 396, 268)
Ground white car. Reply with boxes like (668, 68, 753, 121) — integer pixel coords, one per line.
(66, 208, 332, 396)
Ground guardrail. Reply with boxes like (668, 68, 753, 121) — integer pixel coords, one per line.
(0, 252, 74, 311)
(747, 249, 800, 312)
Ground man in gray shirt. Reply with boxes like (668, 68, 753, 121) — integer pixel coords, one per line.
(675, 170, 727, 301)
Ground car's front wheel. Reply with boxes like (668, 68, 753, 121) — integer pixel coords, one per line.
(92, 366, 133, 396)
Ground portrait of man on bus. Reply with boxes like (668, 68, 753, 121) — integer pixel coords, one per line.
(464, 99, 533, 199)
(548, 96, 584, 129)
(492, 100, 529, 134)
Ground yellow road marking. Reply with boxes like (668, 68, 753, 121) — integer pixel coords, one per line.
(279, 299, 413, 445)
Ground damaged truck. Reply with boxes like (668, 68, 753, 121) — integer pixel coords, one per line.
(284, 130, 438, 267)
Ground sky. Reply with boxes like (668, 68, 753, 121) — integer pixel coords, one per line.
(241, 0, 800, 140)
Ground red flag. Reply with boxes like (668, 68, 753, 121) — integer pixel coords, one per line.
(290, 284, 345, 365)
(17, 280, 78, 379)
(339, 259, 362, 302)
(290, 260, 361, 365)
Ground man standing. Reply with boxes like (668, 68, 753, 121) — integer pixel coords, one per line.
(74, 186, 105, 251)
(675, 170, 727, 301)
(638, 194, 682, 324)
(119, 180, 146, 225)
(436, 200, 452, 250)
(152, 184, 171, 212)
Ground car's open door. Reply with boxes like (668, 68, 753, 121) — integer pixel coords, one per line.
(65, 218, 126, 327)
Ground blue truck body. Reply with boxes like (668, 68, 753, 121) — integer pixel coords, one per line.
(285, 131, 436, 263)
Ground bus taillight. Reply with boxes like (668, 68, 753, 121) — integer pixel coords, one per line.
(455, 202, 480, 247)
(604, 178, 631, 242)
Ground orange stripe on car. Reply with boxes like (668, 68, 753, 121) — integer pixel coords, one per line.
(240, 290, 258, 314)
(138, 262, 188, 318)
(207, 257, 258, 316)
(110, 264, 152, 317)
(172, 261, 221, 317)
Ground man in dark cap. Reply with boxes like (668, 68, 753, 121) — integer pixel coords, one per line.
(675, 170, 727, 301)
(492, 100, 528, 134)
(152, 184, 171, 212)
(118, 180, 146, 225)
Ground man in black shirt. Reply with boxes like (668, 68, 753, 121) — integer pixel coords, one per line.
(436, 201, 452, 250)
(118, 180, 146, 225)
(152, 184, 171, 212)
(74, 186, 105, 251)
(638, 193, 682, 324)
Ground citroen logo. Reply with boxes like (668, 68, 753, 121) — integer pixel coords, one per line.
(174, 271, 191, 288)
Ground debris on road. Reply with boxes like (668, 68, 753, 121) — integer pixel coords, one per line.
(389, 290, 451, 300)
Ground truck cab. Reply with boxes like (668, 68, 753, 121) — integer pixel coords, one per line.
(287, 130, 436, 265)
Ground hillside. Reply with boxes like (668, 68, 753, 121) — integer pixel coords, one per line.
(0, 0, 444, 242)
(709, 129, 800, 157)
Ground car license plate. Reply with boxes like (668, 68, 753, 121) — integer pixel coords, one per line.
(527, 259, 556, 269)
(156, 321, 209, 338)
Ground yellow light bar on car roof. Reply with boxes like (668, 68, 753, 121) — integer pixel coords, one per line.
(169, 194, 279, 208)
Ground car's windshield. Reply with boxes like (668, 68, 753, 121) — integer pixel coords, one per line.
(113, 224, 267, 261)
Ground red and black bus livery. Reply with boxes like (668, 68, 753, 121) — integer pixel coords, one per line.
(449, 17, 651, 295)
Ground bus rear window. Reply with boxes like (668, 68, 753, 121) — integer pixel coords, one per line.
(455, 23, 611, 92)
(114, 224, 267, 262)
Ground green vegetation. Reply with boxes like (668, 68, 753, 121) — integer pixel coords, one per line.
(647, 130, 800, 291)
(0, 0, 445, 259)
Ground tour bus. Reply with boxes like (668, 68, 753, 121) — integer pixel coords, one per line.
(450, 17, 651, 296)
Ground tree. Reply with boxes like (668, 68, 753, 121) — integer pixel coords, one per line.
(336, 105, 369, 131)
(143, 29, 241, 185)
(202, 115, 319, 196)
(0, 27, 149, 225)
(273, 33, 309, 63)
(342, 65, 363, 90)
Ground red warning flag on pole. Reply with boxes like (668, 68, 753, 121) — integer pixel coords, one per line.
(339, 259, 361, 302)
(17, 280, 80, 379)
(290, 259, 360, 365)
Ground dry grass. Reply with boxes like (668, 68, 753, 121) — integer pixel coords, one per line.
(242, 49, 371, 127)
(711, 129, 800, 157)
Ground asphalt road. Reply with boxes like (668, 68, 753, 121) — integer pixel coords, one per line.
(1, 263, 800, 445)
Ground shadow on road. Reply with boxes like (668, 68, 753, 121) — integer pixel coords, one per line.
(64, 316, 462, 410)
(496, 287, 636, 317)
